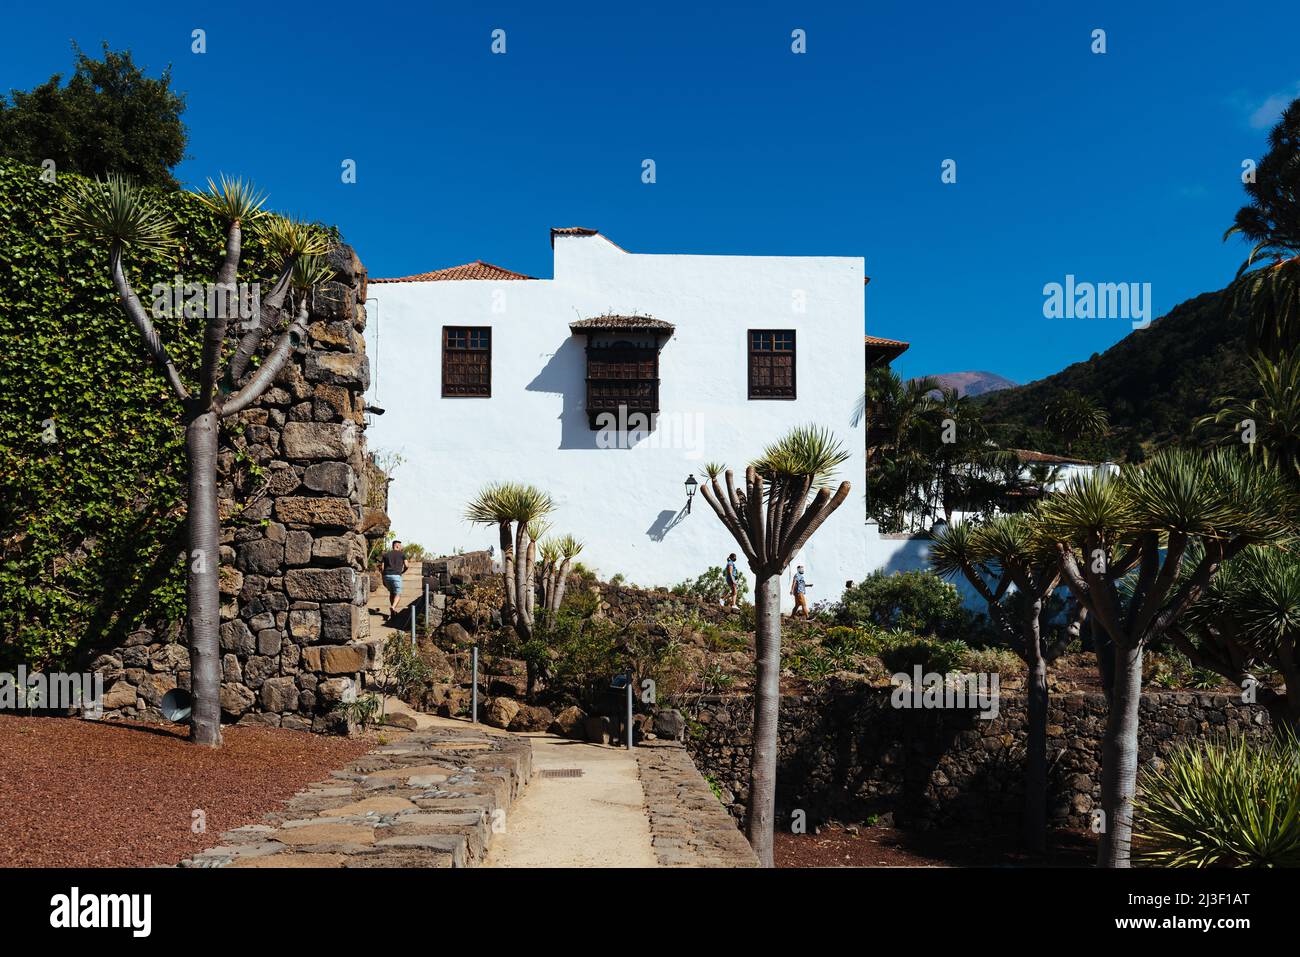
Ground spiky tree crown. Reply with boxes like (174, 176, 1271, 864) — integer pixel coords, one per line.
(464, 482, 555, 526)
(261, 215, 332, 265)
(193, 174, 267, 225)
(55, 174, 177, 251)
(751, 424, 850, 487)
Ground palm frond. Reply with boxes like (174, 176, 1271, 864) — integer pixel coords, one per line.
(557, 534, 584, 559)
(928, 521, 981, 579)
(1033, 467, 1135, 544)
(752, 424, 850, 487)
(291, 254, 336, 291)
(464, 482, 554, 525)
(55, 174, 177, 251)
(260, 215, 332, 264)
(193, 173, 268, 225)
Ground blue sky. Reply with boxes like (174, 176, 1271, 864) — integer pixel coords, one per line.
(3, 0, 1296, 384)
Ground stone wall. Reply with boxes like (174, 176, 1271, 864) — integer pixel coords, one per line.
(89, 245, 379, 732)
(591, 582, 736, 626)
(687, 685, 1270, 832)
(636, 741, 759, 867)
(422, 550, 495, 590)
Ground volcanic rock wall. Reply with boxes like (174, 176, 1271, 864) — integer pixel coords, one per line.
(688, 686, 1271, 832)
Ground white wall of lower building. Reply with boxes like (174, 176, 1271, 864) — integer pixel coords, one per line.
(365, 232, 869, 611)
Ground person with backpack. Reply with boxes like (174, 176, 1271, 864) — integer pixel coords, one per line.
(723, 553, 740, 610)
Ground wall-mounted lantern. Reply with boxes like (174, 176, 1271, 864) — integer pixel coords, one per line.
(685, 473, 698, 514)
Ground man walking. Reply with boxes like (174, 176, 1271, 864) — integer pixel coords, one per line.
(382, 540, 408, 617)
(790, 565, 811, 618)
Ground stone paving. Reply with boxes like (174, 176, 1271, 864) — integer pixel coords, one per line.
(180, 725, 531, 868)
(635, 740, 758, 867)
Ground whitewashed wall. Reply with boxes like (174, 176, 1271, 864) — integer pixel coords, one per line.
(365, 232, 869, 611)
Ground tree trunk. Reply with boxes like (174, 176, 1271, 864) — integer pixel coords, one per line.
(1264, 693, 1300, 739)
(514, 523, 532, 639)
(186, 410, 222, 747)
(499, 521, 515, 625)
(1023, 652, 1049, 853)
(551, 558, 573, 614)
(747, 572, 782, 867)
(1097, 641, 1143, 867)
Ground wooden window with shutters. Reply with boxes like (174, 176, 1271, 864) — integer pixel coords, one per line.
(584, 341, 660, 428)
(442, 326, 492, 397)
(748, 329, 796, 399)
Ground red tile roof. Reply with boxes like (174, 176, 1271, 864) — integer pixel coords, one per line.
(863, 335, 909, 348)
(370, 260, 535, 283)
(550, 226, 628, 252)
(1011, 449, 1095, 465)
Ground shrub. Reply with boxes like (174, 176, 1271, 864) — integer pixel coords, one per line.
(822, 625, 868, 649)
(381, 634, 432, 700)
(790, 650, 837, 681)
(672, 565, 749, 606)
(960, 646, 1024, 675)
(1147, 649, 1225, 691)
(878, 637, 970, 676)
(1135, 733, 1300, 867)
(543, 608, 620, 710)
(333, 692, 382, 730)
(833, 571, 982, 641)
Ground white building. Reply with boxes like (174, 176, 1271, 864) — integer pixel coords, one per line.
(364, 227, 869, 610)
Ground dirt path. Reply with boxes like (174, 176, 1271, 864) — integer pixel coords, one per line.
(483, 734, 658, 868)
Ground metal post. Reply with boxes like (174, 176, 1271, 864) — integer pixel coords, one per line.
(471, 646, 479, 724)
(424, 581, 429, 633)
(410, 598, 416, 646)
(626, 678, 634, 750)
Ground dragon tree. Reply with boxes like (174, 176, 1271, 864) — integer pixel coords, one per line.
(56, 174, 332, 746)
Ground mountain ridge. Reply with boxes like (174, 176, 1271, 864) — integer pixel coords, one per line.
(916, 370, 1018, 398)
(970, 287, 1252, 460)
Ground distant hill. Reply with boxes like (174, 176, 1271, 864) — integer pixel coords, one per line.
(971, 288, 1254, 462)
(921, 371, 1018, 398)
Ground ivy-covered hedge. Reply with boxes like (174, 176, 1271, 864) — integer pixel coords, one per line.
(0, 158, 305, 669)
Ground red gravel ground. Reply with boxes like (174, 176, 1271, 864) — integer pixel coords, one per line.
(0, 715, 372, 867)
(776, 822, 1096, 867)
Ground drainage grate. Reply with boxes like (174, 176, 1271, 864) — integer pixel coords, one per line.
(538, 768, 585, 779)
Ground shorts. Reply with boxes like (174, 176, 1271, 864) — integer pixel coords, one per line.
(383, 574, 403, 595)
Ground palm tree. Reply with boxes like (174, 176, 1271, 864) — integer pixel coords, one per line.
(1197, 351, 1300, 483)
(1035, 449, 1290, 866)
(919, 387, 1019, 523)
(464, 482, 554, 642)
(1025, 462, 1066, 494)
(930, 516, 1088, 851)
(861, 367, 938, 531)
(698, 424, 851, 866)
(55, 174, 330, 747)
(1044, 391, 1109, 454)
(1224, 98, 1300, 361)
(1169, 544, 1300, 735)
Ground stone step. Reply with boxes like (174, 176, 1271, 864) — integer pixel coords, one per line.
(179, 726, 532, 868)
